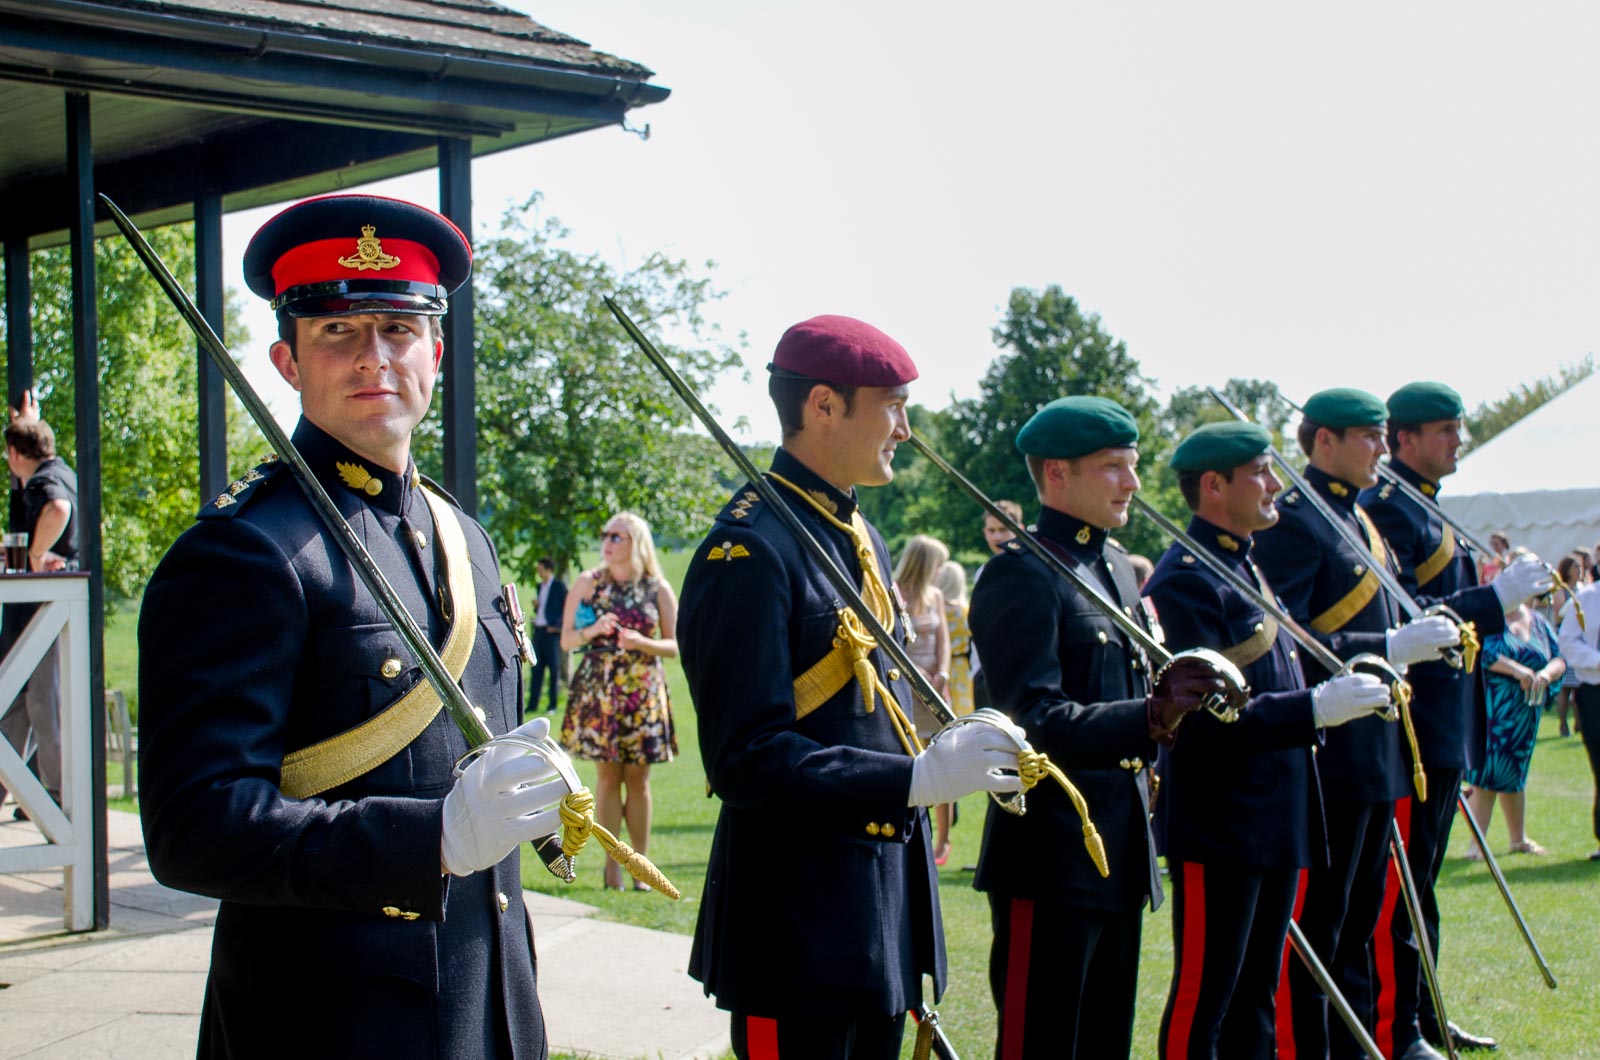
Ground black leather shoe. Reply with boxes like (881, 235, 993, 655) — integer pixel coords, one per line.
(1399, 1039, 1447, 1060)
(1425, 1020, 1499, 1052)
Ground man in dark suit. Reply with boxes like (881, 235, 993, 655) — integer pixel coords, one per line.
(1362, 382, 1547, 1057)
(1253, 388, 1464, 1060)
(969, 396, 1230, 1060)
(1146, 422, 1391, 1059)
(678, 315, 1022, 1060)
(139, 195, 568, 1058)
(527, 556, 568, 714)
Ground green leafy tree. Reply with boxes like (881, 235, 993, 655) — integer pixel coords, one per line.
(6, 226, 260, 599)
(415, 198, 745, 583)
(1463, 355, 1594, 454)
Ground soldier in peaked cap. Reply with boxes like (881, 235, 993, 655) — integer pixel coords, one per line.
(678, 315, 1023, 1060)
(139, 195, 567, 1058)
(1146, 422, 1392, 1059)
(1361, 382, 1549, 1057)
(968, 396, 1235, 1060)
(1251, 387, 1469, 1060)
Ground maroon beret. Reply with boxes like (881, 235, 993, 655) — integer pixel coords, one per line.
(768, 315, 919, 387)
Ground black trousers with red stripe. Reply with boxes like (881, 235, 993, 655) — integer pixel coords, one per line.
(987, 893, 1141, 1060)
(1374, 771, 1462, 1056)
(1280, 797, 1394, 1060)
(1158, 860, 1299, 1060)
(729, 1011, 905, 1060)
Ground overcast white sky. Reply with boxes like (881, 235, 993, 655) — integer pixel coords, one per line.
(225, 0, 1600, 446)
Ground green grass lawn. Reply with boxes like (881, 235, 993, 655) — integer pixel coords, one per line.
(105, 555, 1600, 1058)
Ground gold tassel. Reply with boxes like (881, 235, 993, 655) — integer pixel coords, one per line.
(1394, 680, 1427, 802)
(1019, 750, 1109, 877)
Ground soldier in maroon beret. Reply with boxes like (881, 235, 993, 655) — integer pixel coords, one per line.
(678, 316, 1022, 1058)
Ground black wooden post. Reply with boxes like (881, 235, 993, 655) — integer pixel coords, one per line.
(194, 190, 227, 499)
(4, 238, 31, 532)
(437, 137, 476, 516)
(65, 90, 108, 929)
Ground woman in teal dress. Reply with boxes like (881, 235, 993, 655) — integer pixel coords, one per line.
(1463, 602, 1565, 857)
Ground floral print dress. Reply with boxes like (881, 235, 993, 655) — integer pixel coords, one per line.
(560, 569, 677, 764)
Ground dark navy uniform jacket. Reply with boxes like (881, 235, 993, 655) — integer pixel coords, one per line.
(1252, 466, 1409, 804)
(678, 448, 944, 1020)
(969, 506, 1160, 913)
(1145, 516, 1326, 870)
(1360, 461, 1504, 771)
(139, 420, 542, 1060)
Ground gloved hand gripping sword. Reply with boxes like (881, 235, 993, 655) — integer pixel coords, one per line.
(603, 297, 1111, 879)
(1208, 387, 1461, 801)
(103, 195, 678, 899)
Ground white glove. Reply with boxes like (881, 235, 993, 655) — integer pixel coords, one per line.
(1494, 554, 1554, 613)
(441, 716, 573, 877)
(1386, 615, 1461, 667)
(908, 716, 1026, 807)
(1312, 673, 1392, 728)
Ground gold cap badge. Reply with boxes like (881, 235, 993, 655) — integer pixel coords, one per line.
(1217, 533, 1240, 552)
(1329, 481, 1349, 497)
(337, 225, 402, 272)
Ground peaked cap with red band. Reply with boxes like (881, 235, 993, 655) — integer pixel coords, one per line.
(767, 314, 919, 387)
(243, 194, 471, 318)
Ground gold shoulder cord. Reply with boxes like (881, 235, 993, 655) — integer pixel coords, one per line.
(1356, 504, 1430, 801)
(768, 473, 923, 757)
(770, 475, 1112, 877)
(280, 487, 476, 798)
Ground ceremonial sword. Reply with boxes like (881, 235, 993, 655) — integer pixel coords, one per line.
(1279, 394, 1585, 632)
(904, 434, 1251, 724)
(1455, 789, 1559, 988)
(102, 196, 678, 894)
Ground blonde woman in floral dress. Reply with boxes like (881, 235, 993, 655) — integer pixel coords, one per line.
(560, 511, 678, 890)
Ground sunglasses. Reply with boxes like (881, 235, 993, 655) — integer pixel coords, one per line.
(601, 531, 629, 544)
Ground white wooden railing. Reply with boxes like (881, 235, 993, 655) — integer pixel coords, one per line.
(0, 573, 93, 931)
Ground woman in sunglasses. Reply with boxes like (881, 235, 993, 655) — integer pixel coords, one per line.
(559, 511, 679, 889)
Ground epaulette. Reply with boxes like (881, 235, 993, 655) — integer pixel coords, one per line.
(714, 487, 764, 525)
(197, 455, 284, 520)
(1281, 490, 1301, 507)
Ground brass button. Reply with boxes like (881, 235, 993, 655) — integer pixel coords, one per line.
(1289, 650, 1297, 661)
(1253, 623, 1264, 634)
(1131, 757, 1143, 770)
(881, 822, 895, 838)
(1353, 564, 1365, 576)
(497, 891, 510, 913)
(414, 530, 427, 549)
(866, 822, 880, 837)
(380, 658, 403, 679)
(472, 706, 487, 725)
(381, 905, 418, 921)
(1119, 757, 1131, 769)
(888, 668, 901, 681)
(1097, 630, 1108, 644)
(364, 478, 383, 497)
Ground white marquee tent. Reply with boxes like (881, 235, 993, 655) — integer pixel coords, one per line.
(1439, 371, 1600, 564)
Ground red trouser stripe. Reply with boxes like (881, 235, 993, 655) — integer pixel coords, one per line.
(1274, 868, 1309, 1060)
(1165, 862, 1208, 1060)
(1375, 796, 1413, 1058)
(746, 1015, 780, 1060)
(1000, 897, 1034, 1060)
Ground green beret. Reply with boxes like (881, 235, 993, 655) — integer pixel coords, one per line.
(1387, 381, 1464, 424)
(1170, 422, 1272, 473)
(1016, 396, 1139, 458)
(1302, 387, 1387, 428)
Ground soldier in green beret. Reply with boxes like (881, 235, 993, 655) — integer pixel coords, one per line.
(1361, 382, 1549, 1056)
(969, 395, 1231, 1060)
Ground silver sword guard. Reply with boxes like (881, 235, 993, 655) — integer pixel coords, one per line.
(1155, 648, 1251, 723)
